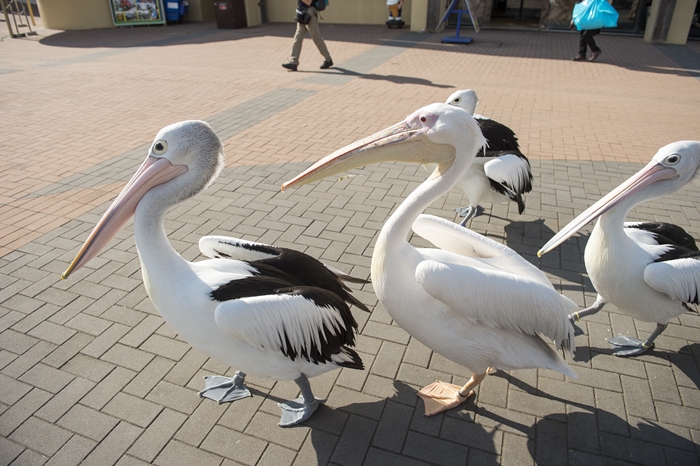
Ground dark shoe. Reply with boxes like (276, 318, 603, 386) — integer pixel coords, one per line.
(320, 59, 333, 69)
(572, 55, 586, 61)
(282, 62, 298, 71)
(589, 50, 602, 62)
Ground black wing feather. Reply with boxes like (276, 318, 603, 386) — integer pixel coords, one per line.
(629, 222, 699, 251)
(475, 117, 520, 155)
(212, 278, 363, 368)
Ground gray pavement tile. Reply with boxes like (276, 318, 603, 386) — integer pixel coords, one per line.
(57, 404, 119, 442)
(34, 377, 95, 423)
(199, 425, 267, 465)
(128, 408, 187, 463)
(100, 392, 162, 428)
(9, 416, 72, 457)
(45, 435, 97, 466)
(81, 422, 143, 466)
(330, 414, 376, 466)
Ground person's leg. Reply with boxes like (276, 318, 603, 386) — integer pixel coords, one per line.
(579, 30, 589, 56)
(586, 29, 602, 61)
(306, 8, 331, 62)
(289, 21, 306, 65)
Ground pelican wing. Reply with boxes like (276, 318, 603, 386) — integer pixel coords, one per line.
(644, 255, 700, 305)
(199, 236, 280, 261)
(415, 260, 576, 355)
(200, 235, 369, 285)
(214, 282, 362, 366)
(412, 214, 552, 287)
(476, 118, 520, 152)
(483, 153, 533, 198)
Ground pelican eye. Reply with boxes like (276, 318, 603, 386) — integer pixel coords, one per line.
(664, 154, 681, 165)
(420, 116, 427, 123)
(453, 97, 462, 103)
(152, 140, 168, 155)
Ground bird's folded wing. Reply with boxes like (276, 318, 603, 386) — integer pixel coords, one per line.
(199, 236, 280, 261)
(415, 259, 576, 348)
(644, 257, 700, 304)
(412, 214, 552, 288)
(483, 153, 532, 196)
(214, 290, 355, 363)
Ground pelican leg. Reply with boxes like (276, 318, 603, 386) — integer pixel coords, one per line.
(417, 372, 487, 417)
(278, 374, 324, 427)
(199, 371, 252, 403)
(569, 295, 606, 336)
(609, 323, 667, 357)
(455, 205, 484, 227)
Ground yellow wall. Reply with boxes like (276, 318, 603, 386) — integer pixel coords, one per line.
(37, 0, 418, 30)
(185, 0, 215, 21)
(37, 0, 114, 30)
(265, 0, 412, 25)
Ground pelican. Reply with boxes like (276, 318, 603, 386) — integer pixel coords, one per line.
(444, 89, 533, 226)
(282, 103, 576, 416)
(539, 141, 700, 357)
(61, 120, 368, 426)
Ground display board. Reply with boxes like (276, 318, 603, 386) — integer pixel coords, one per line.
(109, 0, 166, 26)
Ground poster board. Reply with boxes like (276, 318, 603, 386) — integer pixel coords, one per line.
(109, 0, 166, 26)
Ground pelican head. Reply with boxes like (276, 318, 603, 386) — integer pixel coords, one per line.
(282, 103, 484, 190)
(62, 120, 224, 279)
(445, 89, 478, 115)
(538, 140, 700, 257)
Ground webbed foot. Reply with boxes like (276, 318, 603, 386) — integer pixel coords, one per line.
(199, 373, 251, 403)
(608, 335, 654, 357)
(278, 397, 323, 427)
(568, 316, 586, 336)
(417, 381, 473, 417)
(455, 205, 485, 226)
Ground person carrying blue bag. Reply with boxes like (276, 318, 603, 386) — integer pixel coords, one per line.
(570, 0, 619, 62)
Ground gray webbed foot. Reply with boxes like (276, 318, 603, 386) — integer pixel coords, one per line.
(278, 397, 323, 427)
(608, 335, 653, 357)
(455, 205, 484, 227)
(568, 316, 586, 336)
(199, 372, 251, 403)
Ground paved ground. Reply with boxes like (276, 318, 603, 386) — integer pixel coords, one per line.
(1, 16, 700, 466)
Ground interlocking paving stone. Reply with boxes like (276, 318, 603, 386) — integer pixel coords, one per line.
(57, 404, 119, 442)
(2, 19, 700, 466)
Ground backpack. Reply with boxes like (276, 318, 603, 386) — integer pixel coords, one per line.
(315, 0, 328, 11)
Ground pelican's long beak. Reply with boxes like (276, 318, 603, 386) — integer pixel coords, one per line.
(281, 115, 451, 191)
(538, 161, 678, 257)
(62, 156, 187, 279)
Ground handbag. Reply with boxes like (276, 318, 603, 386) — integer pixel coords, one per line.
(572, 0, 619, 30)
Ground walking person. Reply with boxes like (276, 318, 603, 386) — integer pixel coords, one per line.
(282, 0, 333, 72)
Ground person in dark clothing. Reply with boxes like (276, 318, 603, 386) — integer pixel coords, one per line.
(573, 28, 602, 62)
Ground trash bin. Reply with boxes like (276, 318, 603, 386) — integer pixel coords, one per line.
(165, 0, 188, 24)
(214, 0, 247, 29)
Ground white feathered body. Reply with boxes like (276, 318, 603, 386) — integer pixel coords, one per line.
(586, 215, 687, 324)
(136, 215, 351, 381)
(371, 214, 577, 377)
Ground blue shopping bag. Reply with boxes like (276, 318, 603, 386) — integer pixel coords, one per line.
(572, 0, 619, 30)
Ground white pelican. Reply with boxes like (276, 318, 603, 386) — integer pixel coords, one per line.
(282, 103, 577, 416)
(539, 141, 700, 357)
(444, 89, 533, 226)
(61, 121, 368, 426)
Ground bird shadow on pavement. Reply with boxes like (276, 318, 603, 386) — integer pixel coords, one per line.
(488, 372, 698, 464)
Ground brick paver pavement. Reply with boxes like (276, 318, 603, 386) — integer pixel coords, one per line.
(1, 17, 700, 466)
